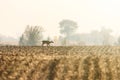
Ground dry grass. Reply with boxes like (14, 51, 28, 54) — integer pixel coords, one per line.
(0, 46, 120, 80)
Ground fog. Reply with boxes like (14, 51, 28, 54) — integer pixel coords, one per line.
(0, 0, 120, 45)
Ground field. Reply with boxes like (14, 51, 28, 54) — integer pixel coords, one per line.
(0, 46, 120, 80)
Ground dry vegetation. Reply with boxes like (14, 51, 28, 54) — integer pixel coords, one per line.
(0, 46, 120, 80)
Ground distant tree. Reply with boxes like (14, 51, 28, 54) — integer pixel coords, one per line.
(88, 27, 114, 45)
(59, 19, 78, 39)
(19, 25, 43, 46)
(100, 27, 112, 45)
(59, 19, 78, 45)
(19, 34, 26, 46)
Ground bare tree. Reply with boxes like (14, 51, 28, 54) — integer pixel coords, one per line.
(19, 25, 43, 46)
(19, 34, 26, 46)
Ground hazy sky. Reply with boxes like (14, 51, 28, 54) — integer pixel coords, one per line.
(0, 0, 120, 39)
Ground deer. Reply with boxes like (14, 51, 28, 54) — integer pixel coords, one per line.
(42, 40, 54, 46)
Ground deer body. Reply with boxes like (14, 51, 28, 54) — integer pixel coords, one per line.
(42, 40, 53, 46)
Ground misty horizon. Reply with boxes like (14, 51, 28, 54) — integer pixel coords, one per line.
(1, 0, 120, 39)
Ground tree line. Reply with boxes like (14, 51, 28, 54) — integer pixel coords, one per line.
(19, 19, 120, 46)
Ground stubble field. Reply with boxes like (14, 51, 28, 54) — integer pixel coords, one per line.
(0, 46, 120, 80)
